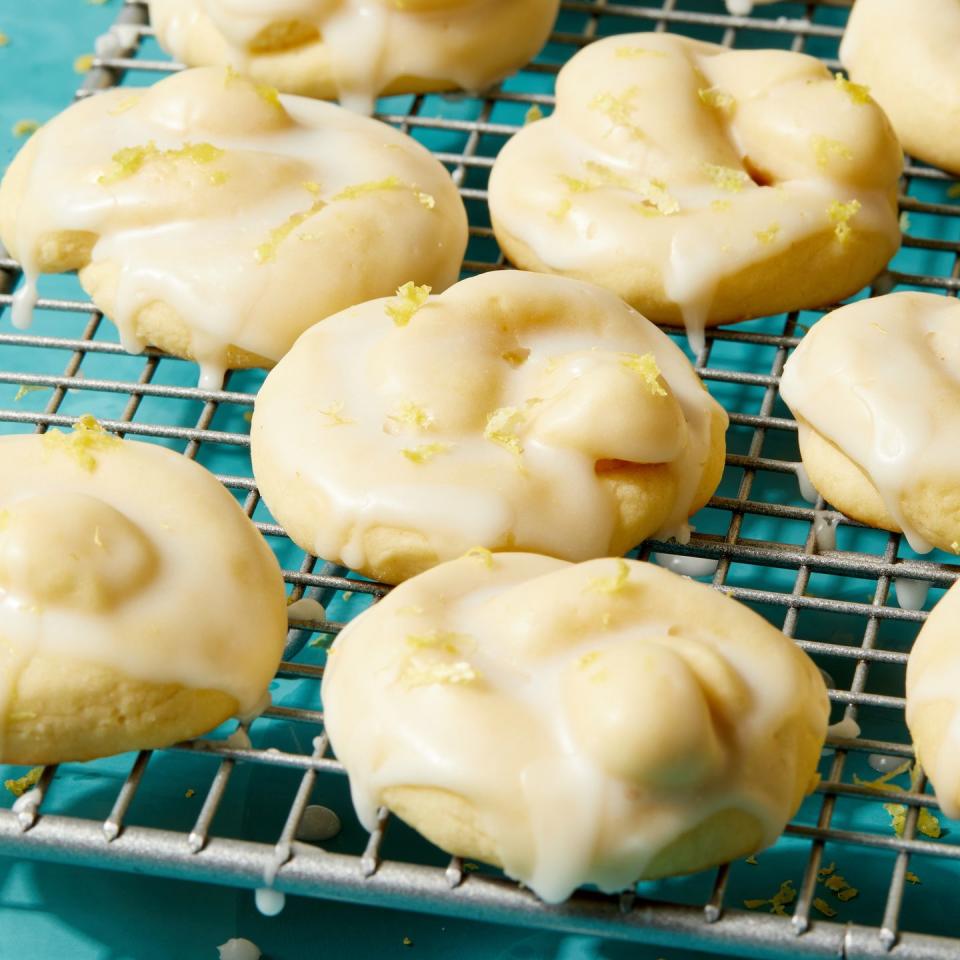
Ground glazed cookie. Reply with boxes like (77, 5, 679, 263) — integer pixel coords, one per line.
(907, 580, 960, 819)
(0, 66, 467, 388)
(779, 292, 960, 554)
(841, 0, 960, 174)
(251, 271, 728, 584)
(148, 0, 560, 113)
(488, 33, 902, 350)
(322, 553, 829, 902)
(0, 417, 287, 765)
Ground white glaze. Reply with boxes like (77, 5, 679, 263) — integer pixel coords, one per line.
(2, 67, 467, 386)
(322, 553, 829, 903)
(0, 423, 287, 758)
(251, 272, 727, 573)
(148, 0, 560, 112)
(813, 511, 838, 552)
(827, 715, 861, 740)
(795, 463, 818, 504)
(218, 939, 262, 960)
(868, 754, 906, 774)
(254, 888, 285, 916)
(488, 33, 900, 349)
(653, 552, 719, 579)
(781, 292, 960, 554)
(286, 598, 327, 622)
(894, 577, 931, 612)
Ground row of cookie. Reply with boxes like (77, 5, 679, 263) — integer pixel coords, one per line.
(149, 0, 960, 187)
(2, 419, 956, 904)
(1, 29, 908, 372)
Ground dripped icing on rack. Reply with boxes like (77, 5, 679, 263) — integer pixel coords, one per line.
(322, 553, 829, 902)
(0, 67, 466, 388)
(251, 271, 727, 578)
(780, 292, 960, 554)
(488, 32, 901, 350)
(148, 0, 561, 114)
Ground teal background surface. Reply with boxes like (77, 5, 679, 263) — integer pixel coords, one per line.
(2, 1, 960, 958)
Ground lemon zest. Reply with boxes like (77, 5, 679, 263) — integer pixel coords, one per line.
(698, 87, 736, 112)
(755, 222, 780, 245)
(827, 199, 861, 243)
(402, 658, 480, 688)
(834, 73, 871, 105)
(620, 352, 667, 396)
(5, 767, 42, 798)
(484, 406, 525, 456)
(401, 442, 453, 464)
(388, 400, 434, 431)
(744, 879, 796, 916)
(42, 414, 119, 471)
(813, 898, 837, 918)
(386, 281, 431, 327)
(615, 46, 666, 59)
(319, 402, 354, 427)
(463, 546, 495, 568)
(590, 87, 644, 138)
(12, 118, 39, 138)
(74, 53, 94, 73)
(13, 384, 48, 401)
(704, 163, 750, 193)
(586, 558, 630, 595)
(524, 104, 543, 124)
(813, 135, 853, 168)
(99, 140, 225, 185)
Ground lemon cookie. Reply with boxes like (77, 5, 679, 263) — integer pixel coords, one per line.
(841, 0, 960, 174)
(322, 552, 829, 902)
(148, 0, 560, 113)
(488, 32, 902, 351)
(907, 580, 960, 819)
(0, 418, 287, 764)
(251, 271, 728, 584)
(780, 292, 960, 554)
(0, 66, 467, 388)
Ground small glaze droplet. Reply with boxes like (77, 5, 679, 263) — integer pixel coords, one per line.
(868, 754, 906, 774)
(813, 511, 839, 551)
(653, 553, 719, 578)
(894, 577, 931, 611)
(254, 887, 286, 917)
(827, 715, 861, 740)
(796, 463, 818, 504)
(218, 938, 262, 960)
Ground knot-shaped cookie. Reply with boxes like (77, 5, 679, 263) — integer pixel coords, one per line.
(841, 0, 960, 174)
(148, 0, 560, 112)
(251, 271, 728, 584)
(908, 580, 960, 820)
(489, 32, 902, 350)
(0, 66, 467, 387)
(780, 292, 960, 554)
(0, 418, 287, 765)
(322, 553, 829, 902)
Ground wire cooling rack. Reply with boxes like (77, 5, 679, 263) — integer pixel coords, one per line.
(3, 1, 960, 957)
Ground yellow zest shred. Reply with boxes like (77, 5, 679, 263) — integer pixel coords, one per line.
(704, 163, 750, 193)
(0, 32, 8, 46)
(856, 760, 941, 839)
(813, 898, 837, 918)
(711, 199, 732, 213)
(745, 855, 759, 865)
(586, 558, 631, 595)
(948, 183, 960, 199)
(951, 541, 960, 553)
(13, 384, 48, 401)
(817, 861, 836, 881)
(401, 442, 453, 464)
(744, 879, 796, 916)
(755, 223, 780, 245)
(12, 118, 39, 138)
(559, 163, 679, 216)
(834, 73, 871, 105)
(5, 766, 43, 798)
(502, 348, 530, 367)
(905, 871, 922, 885)
(42, 414, 119, 471)
(484, 406, 525, 456)
(620, 352, 668, 396)
(99, 140, 225, 185)
(836, 887, 859, 902)
(74, 53, 94, 73)
(590, 87, 644, 138)
(698, 87, 736, 112)
(303, 180, 322, 195)
(463, 546, 495, 568)
(386, 281, 431, 327)
(388, 399, 434, 431)
(812, 135, 854, 168)
(548, 198, 573, 221)
(319, 402, 354, 427)
(333, 176, 433, 209)
(405, 630, 468, 653)
(524, 104, 543, 124)
(402, 658, 480, 688)
(255, 198, 325, 263)
(827, 199, 861, 243)
(224, 66, 284, 111)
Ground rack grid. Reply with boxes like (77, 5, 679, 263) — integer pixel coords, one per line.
(3, 1, 960, 957)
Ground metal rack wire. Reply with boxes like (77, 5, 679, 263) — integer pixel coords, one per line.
(2, 1, 960, 957)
